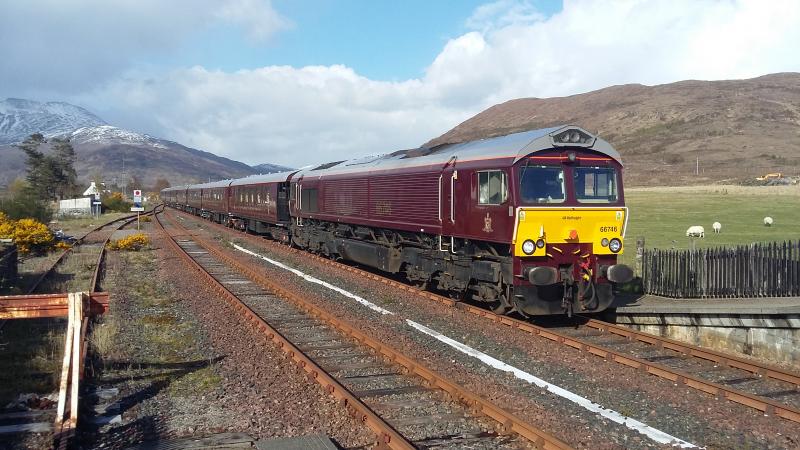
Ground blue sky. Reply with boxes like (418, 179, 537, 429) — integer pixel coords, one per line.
(165, 1, 562, 80)
(2, 0, 799, 168)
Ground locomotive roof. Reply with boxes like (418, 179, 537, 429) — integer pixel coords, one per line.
(294, 125, 621, 179)
(166, 125, 621, 192)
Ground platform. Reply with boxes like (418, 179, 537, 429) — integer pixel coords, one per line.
(613, 294, 800, 316)
(607, 294, 800, 367)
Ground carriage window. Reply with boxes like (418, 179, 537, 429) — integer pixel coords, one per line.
(478, 171, 508, 205)
(575, 167, 618, 203)
(519, 166, 565, 204)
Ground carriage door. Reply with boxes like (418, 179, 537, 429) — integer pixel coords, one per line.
(440, 157, 458, 248)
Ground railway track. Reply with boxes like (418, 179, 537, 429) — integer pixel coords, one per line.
(0, 212, 145, 332)
(156, 208, 571, 450)
(169, 208, 800, 426)
(0, 210, 153, 450)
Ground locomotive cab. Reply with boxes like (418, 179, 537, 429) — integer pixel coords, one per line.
(508, 127, 633, 316)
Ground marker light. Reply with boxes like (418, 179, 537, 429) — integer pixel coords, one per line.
(522, 240, 536, 255)
(568, 229, 578, 240)
(601, 238, 609, 247)
(609, 238, 622, 253)
(536, 238, 546, 248)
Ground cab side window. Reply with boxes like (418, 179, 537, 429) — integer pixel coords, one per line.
(478, 170, 508, 205)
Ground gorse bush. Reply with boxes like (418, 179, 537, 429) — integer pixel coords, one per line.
(0, 213, 55, 254)
(108, 233, 149, 251)
(102, 192, 132, 213)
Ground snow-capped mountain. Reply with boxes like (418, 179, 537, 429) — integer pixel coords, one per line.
(66, 125, 170, 149)
(251, 162, 294, 174)
(0, 98, 106, 145)
(0, 98, 266, 187)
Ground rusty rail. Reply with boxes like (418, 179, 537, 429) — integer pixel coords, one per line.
(163, 208, 800, 425)
(158, 208, 571, 450)
(89, 208, 156, 292)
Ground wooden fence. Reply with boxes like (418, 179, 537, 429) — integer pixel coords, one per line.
(642, 240, 800, 298)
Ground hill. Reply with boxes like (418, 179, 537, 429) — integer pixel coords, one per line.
(0, 99, 265, 188)
(426, 73, 800, 186)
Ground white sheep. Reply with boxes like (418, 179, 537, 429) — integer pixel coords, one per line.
(686, 225, 705, 238)
(764, 216, 773, 226)
(712, 222, 721, 233)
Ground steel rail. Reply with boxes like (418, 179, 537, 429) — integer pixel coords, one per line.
(89, 208, 156, 292)
(154, 208, 414, 450)
(24, 211, 149, 296)
(159, 209, 571, 450)
(165, 208, 800, 424)
(576, 316, 800, 388)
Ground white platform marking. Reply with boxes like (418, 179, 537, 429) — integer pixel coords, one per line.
(232, 244, 393, 315)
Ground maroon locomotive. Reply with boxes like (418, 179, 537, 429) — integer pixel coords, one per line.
(162, 125, 633, 316)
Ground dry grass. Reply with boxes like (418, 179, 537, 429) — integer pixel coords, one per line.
(51, 212, 128, 236)
(90, 317, 119, 359)
(167, 366, 222, 397)
(0, 320, 66, 404)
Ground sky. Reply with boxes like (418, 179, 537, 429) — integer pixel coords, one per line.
(1, 0, 799, 168)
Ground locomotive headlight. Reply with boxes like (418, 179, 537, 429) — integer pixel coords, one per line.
(522, 239, 536, 255)
(570, 131, 581, 143)
(608, 238, 622, 253)
(601, 238, 609, 247)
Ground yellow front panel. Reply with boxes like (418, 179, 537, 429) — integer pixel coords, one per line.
(513, 207, 627, 257)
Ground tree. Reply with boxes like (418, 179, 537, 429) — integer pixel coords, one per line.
(50, 138, 78, 199)
(130, 173, 144, 191)
(152, 177, 171, 193)
(17, 133, 51, 200)
(15, 133, 79, 201)
(0, 188, 52, 223)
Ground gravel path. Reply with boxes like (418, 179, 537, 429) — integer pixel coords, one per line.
(174, 210, 800, 449)
(78, 220, 375, 449)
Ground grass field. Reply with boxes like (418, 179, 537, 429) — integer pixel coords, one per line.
(619, 184, 800, 267)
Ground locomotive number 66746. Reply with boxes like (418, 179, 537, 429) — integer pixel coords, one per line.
(162, 125, 634, 316)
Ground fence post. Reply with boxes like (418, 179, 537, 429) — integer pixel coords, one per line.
(636, 237, 645, 278)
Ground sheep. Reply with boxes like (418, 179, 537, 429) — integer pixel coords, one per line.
(712, 222, 721, 233)
(686, 225, 705, 238)
(764, 216, 773, 227)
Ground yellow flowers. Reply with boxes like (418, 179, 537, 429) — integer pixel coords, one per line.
(108, 233, 149, 251)
(0, 213, 55, 254)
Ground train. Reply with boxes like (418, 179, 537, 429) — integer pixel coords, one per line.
(162, 125, 633, 316)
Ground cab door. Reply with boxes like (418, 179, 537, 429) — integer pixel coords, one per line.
(440, 157, 459, 241)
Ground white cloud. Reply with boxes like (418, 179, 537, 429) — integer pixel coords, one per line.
(65, 0, 800, 169)
(0, 0, 288, 98)
(215, 0, 292, 43)
(466, 0, 546, 32)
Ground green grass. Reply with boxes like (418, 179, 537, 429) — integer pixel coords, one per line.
(620, 185, 800, 267)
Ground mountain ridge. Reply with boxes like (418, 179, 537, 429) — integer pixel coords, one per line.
(426, 73, 800, 185)
(0, 98, 261, 188)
